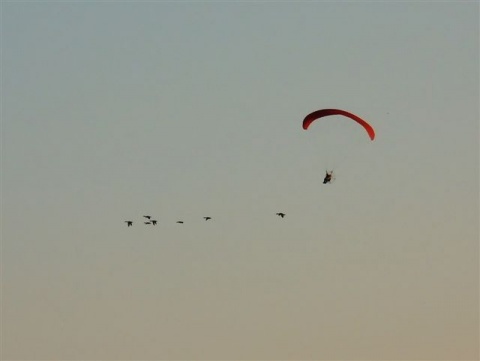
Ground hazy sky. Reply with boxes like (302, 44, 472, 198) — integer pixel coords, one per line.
(2, 1, 479, 360)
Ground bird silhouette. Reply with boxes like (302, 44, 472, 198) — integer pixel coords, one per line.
(143, 215, 151, 219)
(125, 221, 133, 227)
(203, 217, 212, 221)
(151, 220, 157, 225)
(276, 212, 286, 218)
(144, 221, 151, 225)
(176, 221, 184, 224)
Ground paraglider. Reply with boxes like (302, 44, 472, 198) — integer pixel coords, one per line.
(302, 109, 375, 140)
(303, 109, 375, 183)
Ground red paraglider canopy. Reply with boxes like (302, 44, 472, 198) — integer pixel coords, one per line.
(302, 109, 375, 140)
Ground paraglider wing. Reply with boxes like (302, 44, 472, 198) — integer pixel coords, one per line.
(302, 109, 375, 140)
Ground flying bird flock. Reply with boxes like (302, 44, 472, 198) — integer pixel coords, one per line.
(124, 213, 286, 227)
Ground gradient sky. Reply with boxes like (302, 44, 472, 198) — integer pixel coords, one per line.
(2, 1, 479, 360)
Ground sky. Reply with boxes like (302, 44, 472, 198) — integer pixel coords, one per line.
(2, 1, 479, 360)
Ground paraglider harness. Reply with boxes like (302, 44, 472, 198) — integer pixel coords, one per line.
(323, 171, 334, 184)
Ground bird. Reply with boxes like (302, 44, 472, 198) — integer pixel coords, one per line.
(144, 221, 151, 225)
(125, 221, 133, 227)
(176, 221, 184, 224)
(276, 212, 286, 218)
(143, 215, 151, 219)
(203, 217, 212, 221)
(151, 220, 157, 225)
